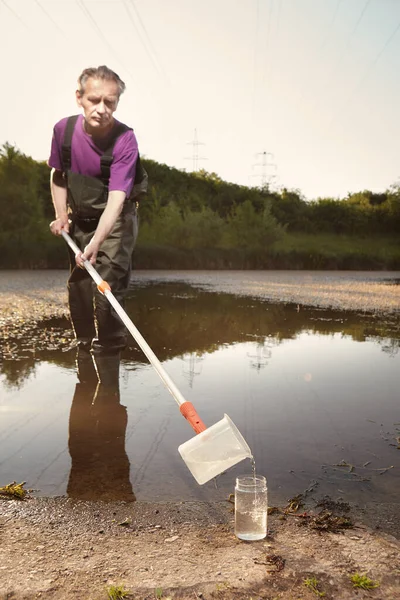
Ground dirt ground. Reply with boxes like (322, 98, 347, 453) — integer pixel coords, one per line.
(1, 270, 400, 599)
(1, 495, 399, 600)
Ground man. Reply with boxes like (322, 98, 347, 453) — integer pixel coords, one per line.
(49, 65, 140, 382)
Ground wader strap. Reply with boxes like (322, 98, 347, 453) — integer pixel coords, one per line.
(135, 154, 145, 185)
(100, 123, 131, 185)
(60, 116, 143, 192)
(61, 114, 80, 171)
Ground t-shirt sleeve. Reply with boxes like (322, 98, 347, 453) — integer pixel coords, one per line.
(109, 129, 138, 197)
(48, 122, 64, 171)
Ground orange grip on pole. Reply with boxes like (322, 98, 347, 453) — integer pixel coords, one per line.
(97, 280, 111, 294)
(180, 401, 207, 434)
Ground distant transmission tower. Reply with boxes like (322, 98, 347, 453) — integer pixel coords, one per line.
(182, 352, 203, 388)
(184, 129, 207, 172)
(252, 150, 277, 188)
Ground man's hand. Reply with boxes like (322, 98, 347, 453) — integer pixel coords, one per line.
(75, 238, 100, 267)
(50, 215, 69, 236)
(73, 191, 126, 267)
(74, 190, 126, 267)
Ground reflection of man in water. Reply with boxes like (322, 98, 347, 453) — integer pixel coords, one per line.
(67, 353, 135, 502)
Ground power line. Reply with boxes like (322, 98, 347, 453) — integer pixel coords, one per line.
(294, 0, 344, 116)
(326, 15, 400, 130)
(33, 0, 65, 35)
(325, 0, 371, 80)
(1, 0, 29, 29)
(75, 0, 136, 83)
(275, 0, 282, 40)
(354, 17, 400, 85)
(318, 0, 343, 54)
(251, 0, 260, 122)
(123, 0, 167, 80)
(308, 0, 371, 117)
(253, 0, 280, 139)
(261, 0, 275, 89)
(76, 0, 122, 58)
(350, 0, 371, 35)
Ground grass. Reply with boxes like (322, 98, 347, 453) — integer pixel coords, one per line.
(106, 584, 130, 599)
(135, 232, 400, 270)
(303, 577, 326, 597)
(273, 232, 399, 255)
(272, 232, 400, 268)
(350, 573, 380, 590)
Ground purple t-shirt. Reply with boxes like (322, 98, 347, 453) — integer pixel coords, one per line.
(48, 114, 138, 197)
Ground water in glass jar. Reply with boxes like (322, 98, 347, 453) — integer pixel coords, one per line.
(235, 468, 267, 541)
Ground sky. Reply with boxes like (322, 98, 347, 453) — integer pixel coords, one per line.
(1, 0, 400, 201)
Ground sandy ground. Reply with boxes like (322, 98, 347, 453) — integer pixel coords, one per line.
(1, 496, 399, 600)
(0, 499, 400, 600)
(1, 269, 400, 599)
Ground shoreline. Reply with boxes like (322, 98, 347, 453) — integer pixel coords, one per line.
(0, 269, 400, 322)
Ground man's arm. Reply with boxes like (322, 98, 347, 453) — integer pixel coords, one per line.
(49, 169, 69, 235)
(76, 190, 126, 266)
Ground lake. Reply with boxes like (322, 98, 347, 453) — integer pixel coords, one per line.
(0, 270, 399, 509)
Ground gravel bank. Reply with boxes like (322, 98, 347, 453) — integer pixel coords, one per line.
(0, 269, 399, 325)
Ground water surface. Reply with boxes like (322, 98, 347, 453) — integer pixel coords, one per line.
(1, 273, 399, 507)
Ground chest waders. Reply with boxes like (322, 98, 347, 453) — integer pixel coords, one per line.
(62, 115, 139, 361)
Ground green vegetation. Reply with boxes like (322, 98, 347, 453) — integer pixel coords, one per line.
(1, 142, 399, 269)
(106, 584, 130, 599)
(272, 232, 400, 269)
(350, 573, 380, 590)
(0, 143, 65, 268)
(303, 576, 326, 597)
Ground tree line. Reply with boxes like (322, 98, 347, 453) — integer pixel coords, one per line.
(0, 142, 399, 269)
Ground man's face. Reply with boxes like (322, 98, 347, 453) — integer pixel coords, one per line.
(76, 77, 120, 133)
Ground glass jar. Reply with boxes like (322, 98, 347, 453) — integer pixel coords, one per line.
(234, 475, 268, 541)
